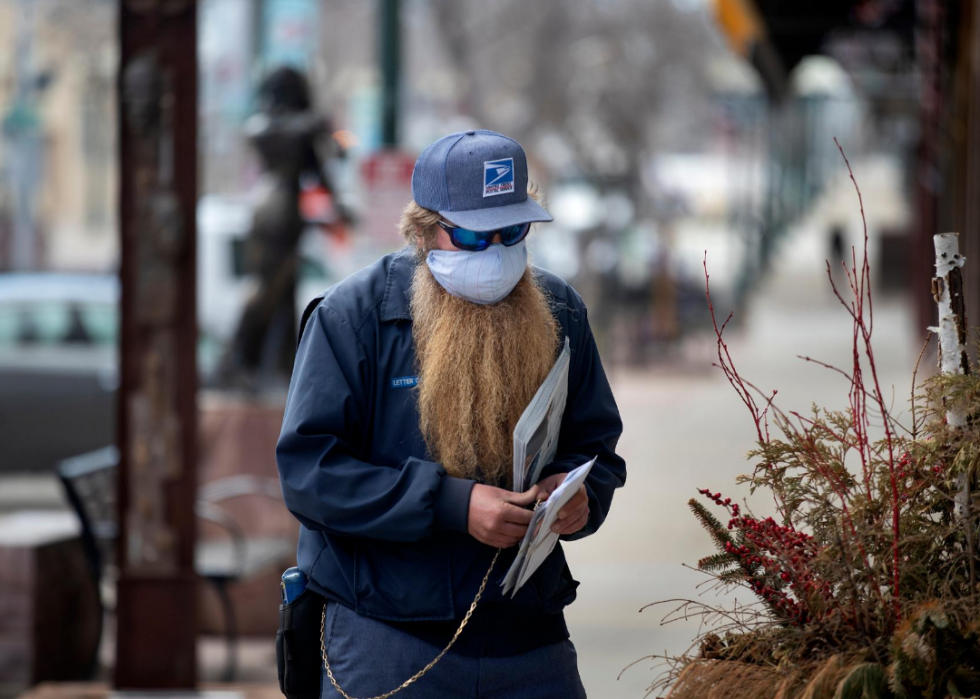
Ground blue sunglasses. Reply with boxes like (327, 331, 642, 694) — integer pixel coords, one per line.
(437, 220, 531, 252)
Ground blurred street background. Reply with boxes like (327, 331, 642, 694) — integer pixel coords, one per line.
(0, 0, 977, 697)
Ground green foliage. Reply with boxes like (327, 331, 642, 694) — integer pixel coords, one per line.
(657, 183, 980, 698)
(689, 498, 740, 574)
(889, 603, 980, 699)
(669, 362, 980, 698)
(697, 551, 735, 573)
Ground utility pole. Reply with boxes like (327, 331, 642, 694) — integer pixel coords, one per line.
(115, 0, 199, 688)
(380, 0, 400, 147)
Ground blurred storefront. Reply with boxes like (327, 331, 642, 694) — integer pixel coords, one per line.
(713, 0, 980, 351)
(0, 0, 117, 272)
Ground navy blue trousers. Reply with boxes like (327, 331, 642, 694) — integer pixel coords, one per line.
(319, 602, 587, 699)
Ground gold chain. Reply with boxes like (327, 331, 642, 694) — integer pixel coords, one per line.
(320, 548, 502, 699)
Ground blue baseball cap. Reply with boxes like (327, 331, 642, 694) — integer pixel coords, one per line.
(411, 130, 554, 232)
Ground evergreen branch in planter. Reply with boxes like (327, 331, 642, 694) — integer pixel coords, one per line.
(642, 142, 980, 699)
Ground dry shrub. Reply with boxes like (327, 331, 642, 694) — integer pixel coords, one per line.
(664, 655, 886, 699)
(667, 660, 780, 699)
(647, 142, 980, 699)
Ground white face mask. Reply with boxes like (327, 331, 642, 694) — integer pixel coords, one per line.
(425, 241, 528, 305)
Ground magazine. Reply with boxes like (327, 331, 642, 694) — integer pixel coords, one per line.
(500, 457, 596, 598)
(512, 337, 571, 493)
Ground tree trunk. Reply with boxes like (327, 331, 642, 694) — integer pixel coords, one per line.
(932, 233, 972, 525)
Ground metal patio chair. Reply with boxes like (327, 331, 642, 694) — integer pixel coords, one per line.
(58, 447, 294, 682)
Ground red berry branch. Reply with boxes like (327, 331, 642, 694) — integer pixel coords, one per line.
(696, 141, 904, 631)
(656, 142, 980, 699)
(698, 489, 833, 627)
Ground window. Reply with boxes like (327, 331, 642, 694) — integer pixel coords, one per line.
(0, 300, 117, 348)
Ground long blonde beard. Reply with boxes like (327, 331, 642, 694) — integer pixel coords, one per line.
(411, 262, 559, 487)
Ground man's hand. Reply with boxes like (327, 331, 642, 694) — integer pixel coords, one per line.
(467, 484, 541, 548)
(536, 473, 590, 536)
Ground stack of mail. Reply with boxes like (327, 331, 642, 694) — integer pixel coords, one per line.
(500, 457, 596, 597)
(512, 337, 571, 493)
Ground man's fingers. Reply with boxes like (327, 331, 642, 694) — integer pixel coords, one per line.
(559, 502, 587, 522)
(497, 521, 529, 539)
(565, 510, 589, 534)
(559, 487, 589, 520)
(553, 508, 589, 535)
(474, 480, 589, 545)
(500, 502, 535, 525)
(537, 473, 566, 498)
(506, 486, 540, 506)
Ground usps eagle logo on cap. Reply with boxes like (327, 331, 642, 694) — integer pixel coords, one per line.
(483, 158, 515, 197)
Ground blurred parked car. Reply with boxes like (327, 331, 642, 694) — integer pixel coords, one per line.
(0, 199, 335, 474)
(0, 274, 119, 473)
(0, 272, 227, 474)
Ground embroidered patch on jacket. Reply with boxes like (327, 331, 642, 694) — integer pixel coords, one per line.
(390, 376, 419, 389)
(483, 158, 515, 197)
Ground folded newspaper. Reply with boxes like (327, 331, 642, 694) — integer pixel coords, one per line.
(512, 337, 571, 493)
(499, 338, 595, 597)
(500, 457, 596, 597)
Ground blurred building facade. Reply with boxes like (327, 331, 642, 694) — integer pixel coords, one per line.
(0, 0, 117, 272)
(713, 0, 980, 353)
(6, 0, 976, 364)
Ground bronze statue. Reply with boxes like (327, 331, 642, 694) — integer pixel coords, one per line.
(220, 67, 340, 390)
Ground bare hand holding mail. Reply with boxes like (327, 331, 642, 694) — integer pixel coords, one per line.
(500, 457, 596, 597)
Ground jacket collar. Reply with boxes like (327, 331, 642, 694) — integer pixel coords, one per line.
(380, 245, 418, 322)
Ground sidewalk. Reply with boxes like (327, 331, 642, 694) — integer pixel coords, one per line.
(0, 474, 66, 516)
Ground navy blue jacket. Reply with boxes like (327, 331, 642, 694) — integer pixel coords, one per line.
(276, 245, 626, 640)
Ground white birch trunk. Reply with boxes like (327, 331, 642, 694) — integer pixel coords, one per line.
(931, 232, 970, 519)
(933, 233, 970, 413)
